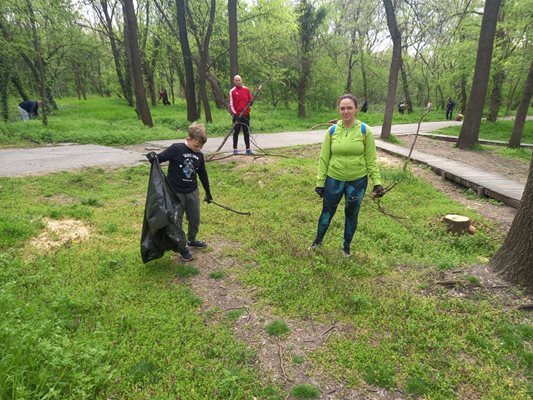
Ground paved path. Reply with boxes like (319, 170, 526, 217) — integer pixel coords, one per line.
(0, 120, 525, 208)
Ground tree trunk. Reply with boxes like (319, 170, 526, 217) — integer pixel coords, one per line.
(123, 0, 153, 127)
(360, 50, 368, 99)
(400, 58, 413, 113)
(228, 0, 238, 87)
(10, 74, 29, 101)
(381, 0, 402, 140)
(0, 56, 8, 121)
(176, 0, 199, 121)
(488, 69, 505, 122)
(460, 74, 467, 114)
(508, 59, 533, 148)
(505, 78, 520, 115)
(489, 153, 533, 292)
(457, 0, 501, 150)
(297, 56, 310, 118)
(207, 72, 226, 109)
(25, 0, 47, 126)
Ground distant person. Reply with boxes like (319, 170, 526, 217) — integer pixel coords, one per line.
(360, 98, 368, 113)
(229, 75, 253, 155)
(310, 94, 384, 258)
(18, 100, 42, 121)
(146, 123, 213, 262)
(158, 88, 170, 105)
(426, 100, 433, 112)
(398, 99, 407, 115)
(446, 97, 456, 120)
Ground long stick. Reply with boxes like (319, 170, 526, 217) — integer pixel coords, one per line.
(210, 200, 251, 216)
(207, 76, 271, 161)
(403, 108, 432, 171)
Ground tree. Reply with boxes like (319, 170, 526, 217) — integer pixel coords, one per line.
(25, 0, 47, 126)
(381, 0, 402, 141)
(457, 0, 501, 150)
(296, 0, 326, 118)
(508, 58, 533, 148)
(94, 0, 134, 106)
(228, 0, 238, 85)
(122, 0, 153, 127)
(186, 0, 216, 122)
(489, 151, 533, 292)
(176, 0, 199, 122)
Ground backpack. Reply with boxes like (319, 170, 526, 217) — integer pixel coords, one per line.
(329, 122, 367, 144)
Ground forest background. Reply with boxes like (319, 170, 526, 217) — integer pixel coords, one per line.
(1, 0, 532, 138)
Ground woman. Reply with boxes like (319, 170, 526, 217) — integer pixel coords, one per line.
(310, 94, 384, 257)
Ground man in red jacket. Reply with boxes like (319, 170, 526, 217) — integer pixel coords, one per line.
(229, 75, 253, 155)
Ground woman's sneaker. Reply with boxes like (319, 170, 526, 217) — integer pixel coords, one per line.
(245, 149, 254, 155)
(308, 240, 321, 251)
(180, 248, 194, 261)
(342, 247, 351, 257)
(188, 240, 208, 248)
(233, 149, 239, 155)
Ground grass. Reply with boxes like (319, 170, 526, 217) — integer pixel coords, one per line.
(1, 96, 448, 147)
(0, 146, 531, 399)
(438, 119, 533, 143)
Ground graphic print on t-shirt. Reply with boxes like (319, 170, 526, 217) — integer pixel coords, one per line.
(181, 157, 195, 180)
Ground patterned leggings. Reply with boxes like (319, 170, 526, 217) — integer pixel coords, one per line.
(316, 175, 368, 249)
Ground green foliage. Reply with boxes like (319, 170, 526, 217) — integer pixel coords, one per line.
(209, 271, 225, 279)
(290, 383, 320, 398)
(0, 147, 531, 399)
(439, 120, 533, 143)
(266, 319, 290, 336)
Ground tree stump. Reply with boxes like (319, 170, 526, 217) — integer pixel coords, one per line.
(443, 214, 471, 235)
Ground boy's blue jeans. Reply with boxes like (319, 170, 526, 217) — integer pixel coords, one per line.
(316, 175, 368, 250)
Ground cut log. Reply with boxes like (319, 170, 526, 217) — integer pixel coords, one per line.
(443, 214, 471, 235)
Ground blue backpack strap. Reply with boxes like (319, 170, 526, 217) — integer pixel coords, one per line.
(329, 124, 336, 135)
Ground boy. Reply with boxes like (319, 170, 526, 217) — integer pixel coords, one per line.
(147, 123, 213, 261)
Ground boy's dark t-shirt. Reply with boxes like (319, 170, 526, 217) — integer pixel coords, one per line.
(156, 142, 210, 194)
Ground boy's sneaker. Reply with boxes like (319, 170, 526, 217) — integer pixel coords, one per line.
(245, 149, 254, 155)
(233, 149, 239, 155)
(188, 240, 208, 248)
(342, 247, 351, 258)
(308, 240, 321, 251)
(180, 248, 194, 262)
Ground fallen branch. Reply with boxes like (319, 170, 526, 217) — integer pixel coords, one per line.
(277, 340, 292, 382)
(209, 200, 251, 216)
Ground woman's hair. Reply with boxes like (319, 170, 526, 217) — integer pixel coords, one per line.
(188, 123, 207, 144)
(338, 94, 358, 107)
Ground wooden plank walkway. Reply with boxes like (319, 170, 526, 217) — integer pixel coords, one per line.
(375, 140, 524, 209)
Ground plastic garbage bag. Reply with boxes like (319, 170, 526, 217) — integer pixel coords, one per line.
(141, 157, 186, 263)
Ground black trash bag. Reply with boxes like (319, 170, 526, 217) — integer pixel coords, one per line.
(141, 157, 186, 263)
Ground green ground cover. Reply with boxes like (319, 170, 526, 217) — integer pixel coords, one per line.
(1, 96, 444, 147)
(438, 119, 533, 143)
(1, 146, 531, 399)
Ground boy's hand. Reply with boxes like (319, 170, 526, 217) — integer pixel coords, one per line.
(146, 152, 157, 163)
(204, 190, 213, 204)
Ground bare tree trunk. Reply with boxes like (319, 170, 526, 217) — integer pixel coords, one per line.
(508, 59, 533, 148)
(0, 56, 8, 121)
(228, 0, 238, 86)
(100, 0, 133, 106)
(123, 0, 153, 127)
(207, 71, 226, 109)
(381, 0, 402, 140)
(400, 58, 413, 113)
(176, 0, 199, 121)
(489, 152, 533, 292)
(505, 78, 520, 115)
(488, 69, 505, 122)
(10, 74, 29, 101)
(460, 75, 467, 114)
(457, 0, 501, 150)
(360, 50, 368, 99)
(187, 0, 215, 123)
(25, 0, 47, 126)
